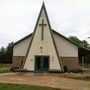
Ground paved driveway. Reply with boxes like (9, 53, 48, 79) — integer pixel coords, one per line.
(0, 72, 90, 90)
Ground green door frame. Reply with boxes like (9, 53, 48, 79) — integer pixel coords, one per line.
(35, 55, 49, 72)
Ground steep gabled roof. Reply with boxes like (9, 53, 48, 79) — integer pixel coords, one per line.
(14, 29, 90, 56)
(20, 2, 63, 71)
(14, 30, 80, 48)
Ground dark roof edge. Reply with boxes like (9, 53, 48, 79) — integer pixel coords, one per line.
(52, 30, 80, 48)
(79, 47, 90, 51)
(14, 29, 81, 48)
(14, 33, 32, 46)
(53, 30, 90, 51)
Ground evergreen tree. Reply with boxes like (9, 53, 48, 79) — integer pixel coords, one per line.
(0, 42, 14, 63)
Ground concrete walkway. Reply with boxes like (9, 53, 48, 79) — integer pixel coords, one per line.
(0, 72, 90, 90)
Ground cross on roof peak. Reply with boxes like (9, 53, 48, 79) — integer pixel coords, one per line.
(39, 19, 47, 40)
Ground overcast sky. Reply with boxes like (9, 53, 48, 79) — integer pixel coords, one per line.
(0, 0, 90, 47)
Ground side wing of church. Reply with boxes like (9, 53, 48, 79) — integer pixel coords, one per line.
(12, 3, 80, 72)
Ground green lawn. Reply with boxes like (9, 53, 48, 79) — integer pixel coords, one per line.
(0, 83, 66, 90)
(84, 64, 90, 69)
(60, 73, 90, 81)
(0, 64, 11, 73)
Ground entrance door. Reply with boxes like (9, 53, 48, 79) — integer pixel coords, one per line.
(35, 56, 49, 72)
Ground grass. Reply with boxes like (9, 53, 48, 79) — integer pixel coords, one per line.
(0, 83, 67, 90)
(0, 64, 11, 73)
(60, 73, 90, 81)
(0, 64, 90, 81)
(84, 64, 90, 69)
(79, 64, 90, 69)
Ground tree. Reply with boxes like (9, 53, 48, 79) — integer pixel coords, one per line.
(69, 36, 90, 65)
(0, 47, 6, 60)
(0, 42, 14, 63)
(82, 40, 89, 48)
(69, 36, 89, 48)
(6, 42, 14, 63)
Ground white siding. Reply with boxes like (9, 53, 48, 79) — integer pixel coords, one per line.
(24, 9, 61, 71)
(53, 32, 78, 57)
(13, 36, 32, 56)
(13, 6, 78, 72)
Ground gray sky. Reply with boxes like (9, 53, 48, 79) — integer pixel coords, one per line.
(0, 0, 90, 47)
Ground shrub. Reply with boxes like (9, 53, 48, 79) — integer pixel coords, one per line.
(75, 69, 83, 73)
(69, 69, 83, 73)
(10, 67, 19, 72)
(64, 65, 68, 72)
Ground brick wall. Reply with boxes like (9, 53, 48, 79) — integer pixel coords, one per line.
(12, 56, 25, 68)
(61, 57, 80, 71)
(12, 56, 80, 71)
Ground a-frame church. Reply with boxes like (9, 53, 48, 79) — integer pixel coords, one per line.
(12, 3, 80, 72)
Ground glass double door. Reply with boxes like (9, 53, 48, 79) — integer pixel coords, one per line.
(35, 56, 49, 72)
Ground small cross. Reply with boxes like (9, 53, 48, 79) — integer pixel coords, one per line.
(39, 19, 47, 40)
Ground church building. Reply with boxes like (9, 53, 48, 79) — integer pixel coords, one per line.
(12, 3, 80, 72)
